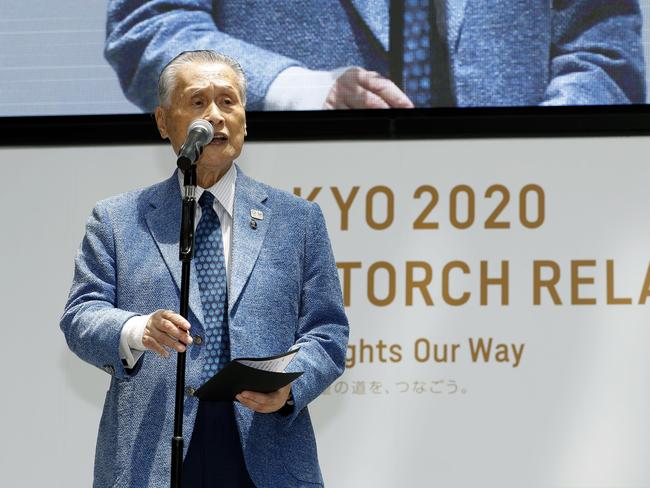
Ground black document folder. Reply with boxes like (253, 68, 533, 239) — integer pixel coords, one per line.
(195, 349, 302, 401)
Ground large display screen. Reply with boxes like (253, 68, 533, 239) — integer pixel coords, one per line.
(2, 0, 650, 117)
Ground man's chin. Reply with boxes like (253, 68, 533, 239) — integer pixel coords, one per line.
(199, 145, 228, 162)
(196, 154, 234, 173)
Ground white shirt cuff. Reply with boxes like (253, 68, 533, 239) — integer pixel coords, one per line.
(119, 314, 149, 369)
(263, 66, 348, 111)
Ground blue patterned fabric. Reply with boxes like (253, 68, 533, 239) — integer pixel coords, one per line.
(106, 0, 645, 110)
(195, 191, 230, 382)
(61, 166, 349, 487)
(403, 0, 432, 107)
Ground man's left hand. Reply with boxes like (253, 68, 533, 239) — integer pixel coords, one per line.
(236, 384, 292, 413)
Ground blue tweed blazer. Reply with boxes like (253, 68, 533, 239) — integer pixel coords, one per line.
(61, 166, 348, 487)
(105, 0, 645, 111)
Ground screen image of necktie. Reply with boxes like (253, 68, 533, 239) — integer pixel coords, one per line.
(194, 191, 231, 383)
(403, 0, 433, 107)
(392, 0, 453, 107)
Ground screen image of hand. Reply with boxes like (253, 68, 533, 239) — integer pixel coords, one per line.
(324, 67, 414, 109)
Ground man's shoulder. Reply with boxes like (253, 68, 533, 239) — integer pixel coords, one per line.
(239, 170, 316, 214)
(93, 174, 176, 216)
(262, 182, 314, 211)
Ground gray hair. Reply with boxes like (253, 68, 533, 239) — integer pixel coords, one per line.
(158, 50, 247, 107)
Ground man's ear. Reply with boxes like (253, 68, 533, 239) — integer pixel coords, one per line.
(154, 106, 169, 139)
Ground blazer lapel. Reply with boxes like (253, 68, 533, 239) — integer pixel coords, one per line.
(229, 167, 270, 311)
(348, 0, 389, 51)
(144, 171, 205, 326)
(445, 0, 469, 52)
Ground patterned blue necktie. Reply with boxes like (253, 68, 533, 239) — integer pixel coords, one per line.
(195, 191, 230, 383)
(403, 0, 433, 107)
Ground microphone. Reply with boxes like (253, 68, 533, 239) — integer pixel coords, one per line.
(176, 119, 214, 171)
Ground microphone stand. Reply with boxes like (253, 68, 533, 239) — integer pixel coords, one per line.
(171, 158, 197, 488)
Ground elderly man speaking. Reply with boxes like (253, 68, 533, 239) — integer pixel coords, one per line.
(61, 50, 349, 488)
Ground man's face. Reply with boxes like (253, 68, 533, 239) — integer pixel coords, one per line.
(155, 62, 247, 175)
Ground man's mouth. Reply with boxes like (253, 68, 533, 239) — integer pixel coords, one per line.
(210, 133, 228, 145)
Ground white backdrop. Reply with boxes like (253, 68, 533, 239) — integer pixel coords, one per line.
(1, 137, 649, 487)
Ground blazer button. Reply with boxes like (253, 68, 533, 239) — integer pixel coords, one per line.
(249, 219, 257, 230)
(102, 364, 115, 375)
(186, 387, 196, 397)
(193, 335, 203, 345)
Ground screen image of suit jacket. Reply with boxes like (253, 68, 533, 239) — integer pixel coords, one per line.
(105, 0, 646, 111)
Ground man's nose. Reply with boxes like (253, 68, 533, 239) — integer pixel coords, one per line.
(205, 102, 224, 126)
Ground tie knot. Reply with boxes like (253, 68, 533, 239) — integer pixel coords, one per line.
(199, 191, 215, 211)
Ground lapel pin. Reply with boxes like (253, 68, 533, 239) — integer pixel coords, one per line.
(249, 219, 258, 230)
(250, 209, 264, 220)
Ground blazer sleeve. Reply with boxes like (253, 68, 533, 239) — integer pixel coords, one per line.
(60, 203, 139, 380)
(105, 0, 301, 111)
(542, 0, 646, 105)
(282, 202, 349, 424)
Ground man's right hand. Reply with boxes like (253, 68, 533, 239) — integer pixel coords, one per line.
(142, 310, 193, 358)
(323, 67, 414, 109)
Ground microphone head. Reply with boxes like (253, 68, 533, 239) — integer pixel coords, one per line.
(187, 119, 214, 142)
(177, 119, 215, 171)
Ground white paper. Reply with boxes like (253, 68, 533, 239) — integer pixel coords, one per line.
(236, 348, 299, 372)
